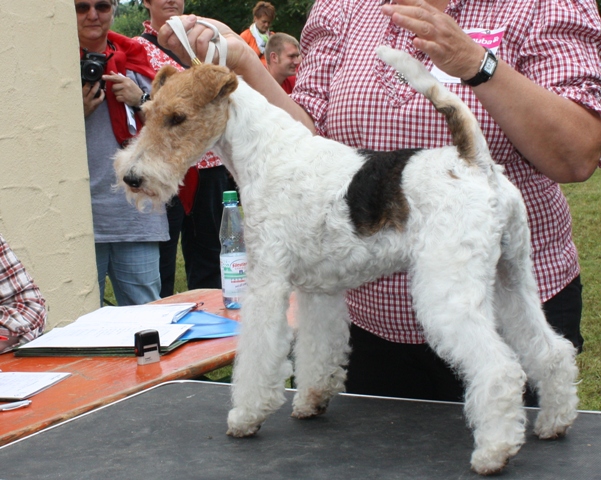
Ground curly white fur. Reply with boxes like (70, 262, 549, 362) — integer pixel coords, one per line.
(114, 46, 579, 475)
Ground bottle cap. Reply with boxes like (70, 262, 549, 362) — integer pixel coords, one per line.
(223, 191, 238, 203)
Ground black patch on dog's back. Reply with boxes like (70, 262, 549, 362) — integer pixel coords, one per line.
(345, 149, 420, 236)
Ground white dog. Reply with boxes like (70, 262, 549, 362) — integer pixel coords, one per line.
(114, 46, 579, 475)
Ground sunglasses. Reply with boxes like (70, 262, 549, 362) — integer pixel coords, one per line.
(75, 2, 112, 14)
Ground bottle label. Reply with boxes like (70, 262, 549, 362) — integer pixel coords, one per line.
(220, 253, 247, 297)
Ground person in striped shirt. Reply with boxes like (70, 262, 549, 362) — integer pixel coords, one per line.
(160, 0, 601, 401)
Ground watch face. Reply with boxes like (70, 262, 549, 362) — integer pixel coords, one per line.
(483, 56, 497, 76)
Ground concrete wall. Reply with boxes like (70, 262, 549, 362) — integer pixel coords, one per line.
(0, 0, 99, 329)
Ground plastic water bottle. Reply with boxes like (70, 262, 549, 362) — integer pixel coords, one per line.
(219, 191, 247, 309)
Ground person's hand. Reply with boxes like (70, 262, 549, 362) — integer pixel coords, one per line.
(82, 82, 104, 117)
(157, 15, 251, 72)
(382, 0, 485, 81)
(103, 72, 145, 107)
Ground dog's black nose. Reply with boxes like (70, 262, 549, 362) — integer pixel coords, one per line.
(123, 173, 143, 189)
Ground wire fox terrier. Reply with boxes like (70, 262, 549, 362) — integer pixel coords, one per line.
(114, 46, 579, 475)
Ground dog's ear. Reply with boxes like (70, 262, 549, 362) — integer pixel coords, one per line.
(193, 65, 238, 103)
(215, 69, 238, 100)
(152, 65, 179, 96)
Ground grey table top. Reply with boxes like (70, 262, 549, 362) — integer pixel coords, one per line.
(0, 380, 599, 480)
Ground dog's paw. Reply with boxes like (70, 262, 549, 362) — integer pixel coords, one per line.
(226, 423, 261, 438)
(534, 406, 577, 440)
(226, 407, 264, 437)
(470, 440, 522, 476)
(534, 415, 572, 440)
(470, 447, 512, 476)
(291, 401, 329, 420)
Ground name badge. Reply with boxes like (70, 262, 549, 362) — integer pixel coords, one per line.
(430, 27, 505, 84)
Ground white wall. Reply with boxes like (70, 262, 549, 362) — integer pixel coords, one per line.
(0, 0, 100, 328)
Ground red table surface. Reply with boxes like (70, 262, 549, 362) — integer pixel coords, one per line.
(0, 289, 241, 446)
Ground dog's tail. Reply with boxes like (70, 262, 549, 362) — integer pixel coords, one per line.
(376, 46, 491, 172)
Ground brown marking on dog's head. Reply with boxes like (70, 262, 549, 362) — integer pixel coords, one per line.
(115, 64, 239, 212)
(152, 65, 179, 94)
(150, 63, 238, 108)
(141, 64, 238, 158)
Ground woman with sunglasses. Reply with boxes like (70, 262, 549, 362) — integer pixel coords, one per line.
(76, 0, 169, 307)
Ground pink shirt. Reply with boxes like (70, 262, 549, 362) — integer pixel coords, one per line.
(135, 21, 222, 170)
(292, 0, 601, 344)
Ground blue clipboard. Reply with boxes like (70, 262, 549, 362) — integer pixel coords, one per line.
(176, 311, 240, 340)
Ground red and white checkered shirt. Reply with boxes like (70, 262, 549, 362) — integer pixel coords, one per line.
(135, 21, 222, 170)
(291, 0, 601, 344)
(0, 234, 46, 352)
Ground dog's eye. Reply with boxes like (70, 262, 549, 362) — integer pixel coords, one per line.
(167, 113, 187, 127)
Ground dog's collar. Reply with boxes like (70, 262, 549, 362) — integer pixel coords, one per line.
(166, 16, 227, 67)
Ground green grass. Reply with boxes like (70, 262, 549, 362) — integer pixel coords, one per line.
(105, 173, 601, 409)
(562, 169, 601, 411)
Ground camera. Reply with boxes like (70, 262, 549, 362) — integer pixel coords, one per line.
(81, 51, 107, 97)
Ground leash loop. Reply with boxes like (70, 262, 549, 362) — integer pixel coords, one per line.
(166, 16, 228, 67)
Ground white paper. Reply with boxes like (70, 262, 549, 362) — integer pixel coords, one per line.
(125, 104, 138, 135)
(74, 303, 197, 326)
(18, 323, 191, 349)
(0, 372, 72, 400)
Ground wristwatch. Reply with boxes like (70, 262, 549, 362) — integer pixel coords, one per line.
(133, 92, 151, 113)
(461, 49, 498, 87)
(139, 92, 151, 106)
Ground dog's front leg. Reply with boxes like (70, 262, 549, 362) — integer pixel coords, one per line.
(291, 290, 350, 419)
(227, 283, 293, 437)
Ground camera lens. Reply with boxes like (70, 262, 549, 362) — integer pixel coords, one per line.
(82, 62, 104, 83)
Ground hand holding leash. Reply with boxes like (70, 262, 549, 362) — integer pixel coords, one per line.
(165, 16, 227, 67)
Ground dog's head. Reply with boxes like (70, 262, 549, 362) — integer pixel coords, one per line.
(113, 63, 238, 211)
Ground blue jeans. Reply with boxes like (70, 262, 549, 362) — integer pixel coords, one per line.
(95, 242, 161, 307)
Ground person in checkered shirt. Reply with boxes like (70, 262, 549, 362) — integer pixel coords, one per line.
(0, 233, 46, 354)
(135, 0, 235, 297)
(160, 0, 601, 401)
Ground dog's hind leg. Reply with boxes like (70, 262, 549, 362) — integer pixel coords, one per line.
(291, 290, 350, 419)
(493, 193, 578, 440)
(227, 283, 294, 437)
(410, 235, 527, 475)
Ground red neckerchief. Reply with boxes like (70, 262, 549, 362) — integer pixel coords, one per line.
(82, 31, 156, 146)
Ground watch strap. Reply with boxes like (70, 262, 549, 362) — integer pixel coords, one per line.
(132, 92, 150, 113)
(461, 49, 497, 87)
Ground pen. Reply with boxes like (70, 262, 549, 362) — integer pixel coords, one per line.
(0, 400, 32, 411)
